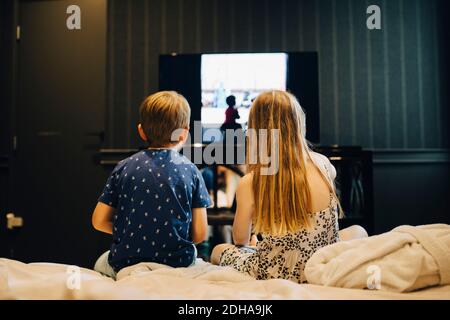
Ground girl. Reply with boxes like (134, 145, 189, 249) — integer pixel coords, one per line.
(211, 90, 367, 283)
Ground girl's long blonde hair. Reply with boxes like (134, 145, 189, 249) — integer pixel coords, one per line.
(248, 90, 341, 236)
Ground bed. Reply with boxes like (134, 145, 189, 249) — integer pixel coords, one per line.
(1, 258, 449, 300)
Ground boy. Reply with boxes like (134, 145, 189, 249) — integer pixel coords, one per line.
(92, 91, 211, 278)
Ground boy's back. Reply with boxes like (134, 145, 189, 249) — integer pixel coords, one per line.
(99, 149, 211, 272)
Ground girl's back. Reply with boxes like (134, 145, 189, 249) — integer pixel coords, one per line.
(213, 90, 342, 283)
(222, 152, 339, 283)
(307, 153, 337, 213)
(260, 152, 339, 283)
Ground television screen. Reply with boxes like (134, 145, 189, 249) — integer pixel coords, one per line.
(159, 52, 319, 144)
(201, 53, 288, 132)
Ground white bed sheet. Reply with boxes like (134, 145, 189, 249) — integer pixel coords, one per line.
(1, 258, 449, 300)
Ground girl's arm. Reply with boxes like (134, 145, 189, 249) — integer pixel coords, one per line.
(92, 202, 115, 234)
(232, 173, 254, 246)
(191, 207, 208, 244)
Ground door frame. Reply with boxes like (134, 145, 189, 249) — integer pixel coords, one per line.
(0, 0, 19, 258)
(3, 0, 110, 266)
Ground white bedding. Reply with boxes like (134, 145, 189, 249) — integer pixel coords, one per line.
(305, 224, 450, 293)
(1, 258, 449, 300)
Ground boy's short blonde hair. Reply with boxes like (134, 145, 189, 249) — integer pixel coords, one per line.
(139, 91, 190, 147)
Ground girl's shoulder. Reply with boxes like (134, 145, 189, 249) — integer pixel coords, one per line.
(309, 151, 330, 166)
(238, 172, 254, 189)
(236, 172, 255, 202)
(309, 151, 336, 181)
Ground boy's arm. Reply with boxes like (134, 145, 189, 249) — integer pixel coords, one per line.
(232, 173, 254, 246)
(92, 202, 115, 234)
(190, 167, 212, 244)
(191, 207, 208, 244)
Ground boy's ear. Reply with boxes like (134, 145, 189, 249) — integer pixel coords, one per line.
(137, 124, 148, 141)
(179, 128, 189, 143)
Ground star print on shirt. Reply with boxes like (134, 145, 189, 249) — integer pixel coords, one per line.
(98, 149, 211, 272)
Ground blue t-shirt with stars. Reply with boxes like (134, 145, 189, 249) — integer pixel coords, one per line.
(98, 149, 211, 272)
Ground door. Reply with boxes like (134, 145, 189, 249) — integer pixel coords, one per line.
(9, 0, 110, 268)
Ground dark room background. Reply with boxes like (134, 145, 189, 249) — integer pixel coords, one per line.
(106, 0, 449, 150)
(105, 0, 450, 234)
(1, 0, 449, 267)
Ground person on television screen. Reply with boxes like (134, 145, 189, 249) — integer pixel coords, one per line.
(220, 95, 242, 132)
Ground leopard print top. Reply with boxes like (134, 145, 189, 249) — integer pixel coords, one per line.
(219, 152, 340, 283)
(220, 194, 340, 283)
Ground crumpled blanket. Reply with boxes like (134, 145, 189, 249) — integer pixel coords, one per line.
(305, 224, 450, 292)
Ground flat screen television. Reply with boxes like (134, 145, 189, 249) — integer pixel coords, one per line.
(159, 52, 320, 144)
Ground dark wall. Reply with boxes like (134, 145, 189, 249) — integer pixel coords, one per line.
(373, 150, 450, 233)
(106, 0, 449, 150)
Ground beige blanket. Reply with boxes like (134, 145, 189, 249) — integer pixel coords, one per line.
(305, 224, 450, 293)
(1, 257, 449, 299)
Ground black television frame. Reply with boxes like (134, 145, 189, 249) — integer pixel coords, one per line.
(159, 51, 320, 144)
